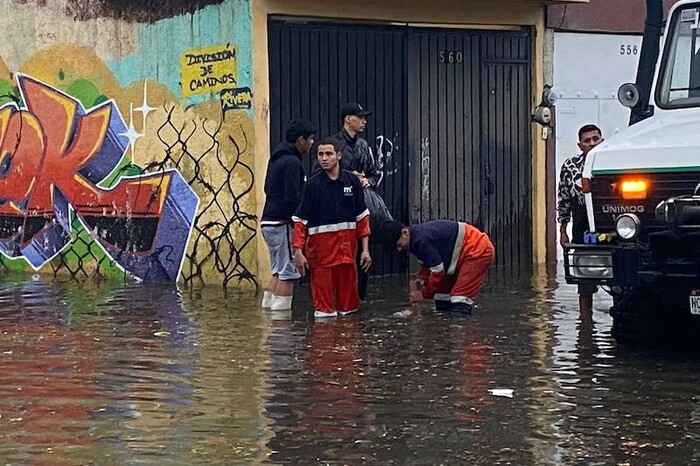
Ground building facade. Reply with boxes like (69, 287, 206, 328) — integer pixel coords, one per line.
(0, 0, 585, 288)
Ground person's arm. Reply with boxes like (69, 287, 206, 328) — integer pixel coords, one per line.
(292, 183, 314, 276)
(282, 160, 305, 220)
(557, 162, 572, 246)
(352, 175, 372, 270)
(412, 240, 445, 299)
(360, 142, 382, 187)
(359, 235, 371, 272)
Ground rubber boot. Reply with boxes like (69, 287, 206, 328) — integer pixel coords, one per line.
(450, 302, 473, 315)
(270, 295, 293, 311)
(262, 290, 273, 309)
(434, 293, 451, 311)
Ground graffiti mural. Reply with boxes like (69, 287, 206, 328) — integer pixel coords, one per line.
(0, 75, 198, 282)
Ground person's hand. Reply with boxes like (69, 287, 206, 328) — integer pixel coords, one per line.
(409, 289, 423, 304)
(352, 171, 370, 188)
(408, 276, 423, 307)
(294, 251, 309, 277)
(360, 250, 372, 272)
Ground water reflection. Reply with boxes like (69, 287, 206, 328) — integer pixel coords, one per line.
(0, 271, 700, 464)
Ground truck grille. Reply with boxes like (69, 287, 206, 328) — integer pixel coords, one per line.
(591, 172, 700, 238)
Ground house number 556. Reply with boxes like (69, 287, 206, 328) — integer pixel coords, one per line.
(620, 45, 638, 55)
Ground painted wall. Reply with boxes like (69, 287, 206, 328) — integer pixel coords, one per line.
(0, 0, 258, 289)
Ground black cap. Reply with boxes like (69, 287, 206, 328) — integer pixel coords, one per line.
(340, 102, 372, 120)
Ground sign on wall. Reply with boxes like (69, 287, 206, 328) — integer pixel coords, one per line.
(180, 44, 237, 99)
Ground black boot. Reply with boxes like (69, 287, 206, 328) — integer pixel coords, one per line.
(450, 302, 473, 315)
(434, 299, 451, 311)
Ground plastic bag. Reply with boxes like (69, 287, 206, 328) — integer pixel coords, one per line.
(364, 188, 393, 229)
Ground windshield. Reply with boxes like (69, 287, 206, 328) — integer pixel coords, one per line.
(657, 5, 700, 108)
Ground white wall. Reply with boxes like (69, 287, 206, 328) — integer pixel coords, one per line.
(552, 32, 643, 257)
(553, 32, 643, 165)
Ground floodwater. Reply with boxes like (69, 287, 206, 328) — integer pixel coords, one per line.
(1, 270, 700, 465)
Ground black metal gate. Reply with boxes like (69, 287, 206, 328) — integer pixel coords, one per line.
(406, 30, 532, 280)
(268, 19, 532, 279)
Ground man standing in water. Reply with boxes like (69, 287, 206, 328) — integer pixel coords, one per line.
(333, 102, 388, 300)
(260, 120, 315, 311)
(558, 124, 604, 314)
(293, 137, 372, 318)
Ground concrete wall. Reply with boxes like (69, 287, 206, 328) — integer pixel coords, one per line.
(0, 0, 258, 289)
(547, 0, 676, 33)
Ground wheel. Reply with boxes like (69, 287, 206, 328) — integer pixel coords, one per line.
(610, 288, 662, 347)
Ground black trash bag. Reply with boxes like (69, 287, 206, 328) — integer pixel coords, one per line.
(364, 187, 393, 231)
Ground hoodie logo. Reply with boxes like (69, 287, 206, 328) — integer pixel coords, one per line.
(343, 186, 353, 196)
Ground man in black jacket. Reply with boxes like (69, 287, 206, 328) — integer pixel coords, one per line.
(335, 102, 385, 300)
(261, 119, 315, 311)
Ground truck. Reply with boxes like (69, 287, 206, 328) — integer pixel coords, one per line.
(563, 0, 700, 346)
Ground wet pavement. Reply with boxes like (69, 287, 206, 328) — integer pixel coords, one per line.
(1, 271, 700, 465)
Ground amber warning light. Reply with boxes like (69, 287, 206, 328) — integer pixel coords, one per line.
(620, 179, 649, 199)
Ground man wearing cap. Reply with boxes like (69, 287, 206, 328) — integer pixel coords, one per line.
(335, 102, 385, 300)
(334, 103, 382, 189)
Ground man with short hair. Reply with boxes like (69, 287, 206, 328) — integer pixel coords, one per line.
(557, 124, 604, 313)
(261, 119, 315, 311)
(292, 137, 372, 319)
(334, 102, 387, 300)
(381, 219, 494, 315)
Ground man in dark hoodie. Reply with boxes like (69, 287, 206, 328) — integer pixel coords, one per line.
(261, 119, 316, 311)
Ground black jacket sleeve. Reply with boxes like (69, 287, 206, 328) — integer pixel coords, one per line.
(281, 158, 305, 220)
(356, 139, 382, 187)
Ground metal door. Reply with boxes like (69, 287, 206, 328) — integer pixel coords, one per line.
(268, 20, 532, 279)
(406, 30, 532, 280)
(268, 19, 408, 275)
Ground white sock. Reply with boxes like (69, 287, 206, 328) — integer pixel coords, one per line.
(262, 290, 273, 309)
(270, 295, 293, 311)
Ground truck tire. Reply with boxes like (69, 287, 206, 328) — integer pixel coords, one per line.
(610, 288, 662, 347)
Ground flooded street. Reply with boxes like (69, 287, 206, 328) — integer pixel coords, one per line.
(1, 271, 700, 465)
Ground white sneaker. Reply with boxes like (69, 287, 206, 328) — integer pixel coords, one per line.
(337, 309, 357, 317)
(270, 295, 292, 311)
(261, 290, 273, 309)
(314, 310, 336, 318)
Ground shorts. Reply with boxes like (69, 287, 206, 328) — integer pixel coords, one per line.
(261, 224, 300, 280)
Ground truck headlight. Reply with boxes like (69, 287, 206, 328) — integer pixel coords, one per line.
(615, 213, 641, 240)
(571, 251, 613, 278)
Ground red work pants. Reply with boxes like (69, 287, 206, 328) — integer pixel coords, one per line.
(309, 263, 360, 313)
(434, 235, 495, 300)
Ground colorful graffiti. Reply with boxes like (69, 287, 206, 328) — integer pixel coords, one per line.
(0, 75, 199, 282)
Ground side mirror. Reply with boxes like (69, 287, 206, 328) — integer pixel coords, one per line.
(618, 83, 641, 108)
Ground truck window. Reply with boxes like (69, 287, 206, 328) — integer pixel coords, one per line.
(658, 6, 700, 107)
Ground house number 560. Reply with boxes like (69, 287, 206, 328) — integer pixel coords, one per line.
(439, 51, 463, 63)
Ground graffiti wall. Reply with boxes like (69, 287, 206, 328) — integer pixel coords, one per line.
(0, 0, 257, 288)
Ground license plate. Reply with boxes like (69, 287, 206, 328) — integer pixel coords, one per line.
(690, 289, 700, 315)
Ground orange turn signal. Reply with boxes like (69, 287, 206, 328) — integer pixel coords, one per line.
(581, 177, 591, 193)
(620, 179, 648, 199)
